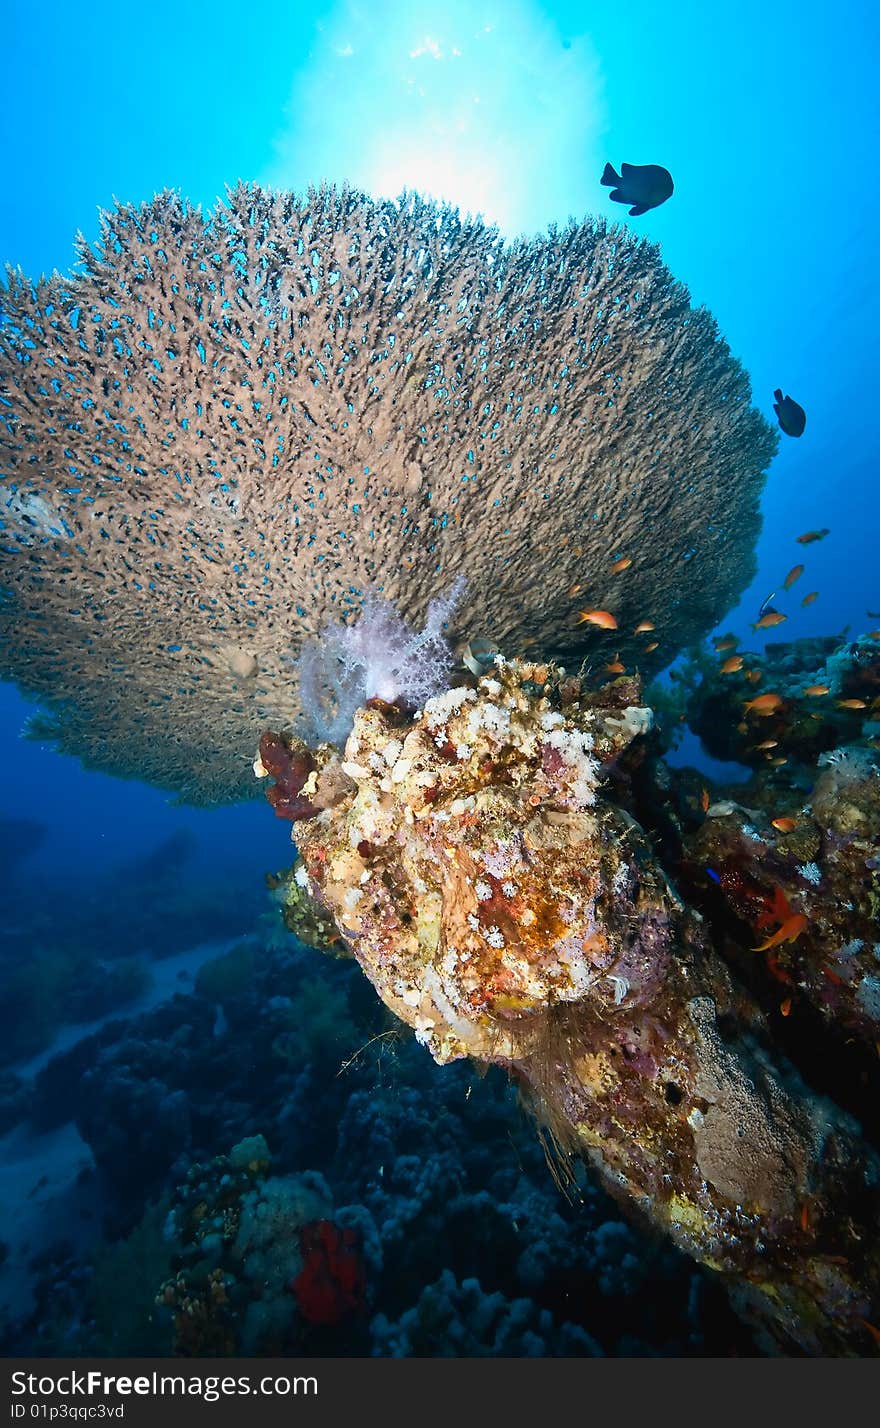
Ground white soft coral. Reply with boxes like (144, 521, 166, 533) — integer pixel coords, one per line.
(297, 577, 465, 745)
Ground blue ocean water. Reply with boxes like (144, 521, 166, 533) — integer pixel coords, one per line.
(1, 0, 878, 1358)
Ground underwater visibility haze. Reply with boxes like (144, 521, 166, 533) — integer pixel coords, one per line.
(1, 0, 879, 1359)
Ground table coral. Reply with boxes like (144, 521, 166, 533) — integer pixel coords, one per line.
(0, 184, 775, 802)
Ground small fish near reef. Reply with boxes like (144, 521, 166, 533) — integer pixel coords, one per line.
(714, 636, 738, 652)
(753, 912, 808, 952)
(796, 529, 830, 544)
(773, 389, 807, 437)
(803, 684, 830, 697)
(606, 654, 627, 674)
(461, 638, 500, 676)
(743, 692, 784, 716)
(836, 698, 867, 710)
(753, 611, 788, 630)
(772, 817, 797, 833)
(801, 591, 819, 606)
(609, 556, 632, 574)
(601, 161, 674, 216)
(576, 608, 618, 630)
(721, 655, 745, 673)
(633, 619, 655, 634)
(783, 564, 805, 590)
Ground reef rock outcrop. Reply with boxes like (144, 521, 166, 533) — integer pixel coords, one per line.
(263, 657, 880, 1355)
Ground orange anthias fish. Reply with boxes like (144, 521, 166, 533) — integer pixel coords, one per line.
(609, 556, 632, 574)
(801, 591, 819, 606)
(700, 787, 710, 812)
(576, 609, 618, 630)
(756, 739, 778, 749)
(837, 698, 867, 710)
(753, 611, 788, 630)
(772, 817, 797, 833)
(743, 692, 784, 715)
(720, 655, 745, 673)
(606, 655, 626, 674)
(796, 528, 830, 544)
(755, 885, 796, 931)
(644, 640, 660, 652)
(753, 913, 808, 952)
(713, 636, 738, 652)
(783, 564, 805, 589)
(633, 620, 655, 633)
(804, 684, 830, 696)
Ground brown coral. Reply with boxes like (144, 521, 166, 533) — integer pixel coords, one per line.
(0, 184, 775, 802)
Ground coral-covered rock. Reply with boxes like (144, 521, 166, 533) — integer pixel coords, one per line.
(278, 656, 880, 1354)
(275, 659, 655, 1063)
(685, 634, 880, 773)
(681, 743, 880, 1053)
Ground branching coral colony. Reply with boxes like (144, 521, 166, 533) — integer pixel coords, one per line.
(2, 185, 878, 1353)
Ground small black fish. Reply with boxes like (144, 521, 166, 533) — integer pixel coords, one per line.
(773, 388, 806, 438)
(601, 161, 674, 216)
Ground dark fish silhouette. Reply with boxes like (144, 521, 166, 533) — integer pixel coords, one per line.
(601, 162, 674, 216)
(773, 389, 806, 437)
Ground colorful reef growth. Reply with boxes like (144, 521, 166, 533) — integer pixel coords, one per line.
(262, 653, 880, 1356)
(669, 634, 880, 1077)
(292, 1221, 367, 1326)
(157, 1135, 370, 1354)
